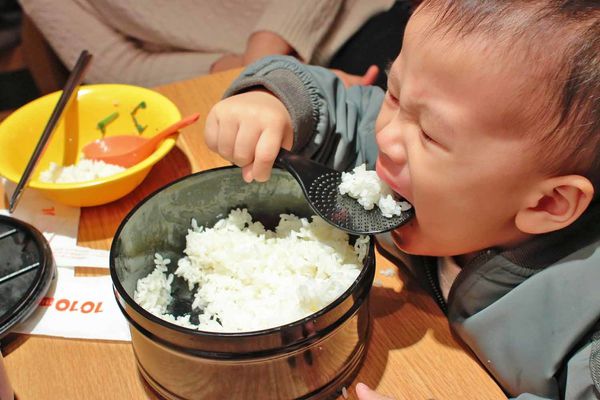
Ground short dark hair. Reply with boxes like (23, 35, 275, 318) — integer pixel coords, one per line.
(418, 0, 600, 194)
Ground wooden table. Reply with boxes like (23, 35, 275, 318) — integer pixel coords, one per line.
(3, 69, 507, 400)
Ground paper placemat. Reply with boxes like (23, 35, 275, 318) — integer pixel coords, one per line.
(2, 180, 129, 341)
(13, 267, 131, 341)
(1, 179, 111, 268)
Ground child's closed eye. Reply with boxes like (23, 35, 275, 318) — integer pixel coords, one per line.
(420, 130, 436, 143)
(419, 129, 451, 152)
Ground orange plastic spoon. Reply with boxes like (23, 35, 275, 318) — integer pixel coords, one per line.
(82, 113, 200, 168)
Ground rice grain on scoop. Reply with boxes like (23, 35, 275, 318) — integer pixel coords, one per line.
(339, 164, 411, 217)
(134, 208, 369, 332)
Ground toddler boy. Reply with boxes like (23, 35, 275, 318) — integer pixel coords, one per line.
(204, 1, 600, 399)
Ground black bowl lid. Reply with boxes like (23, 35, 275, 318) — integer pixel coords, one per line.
(0, 215, 55, 339)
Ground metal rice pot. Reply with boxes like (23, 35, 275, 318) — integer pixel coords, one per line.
(110, 167, 375, 400)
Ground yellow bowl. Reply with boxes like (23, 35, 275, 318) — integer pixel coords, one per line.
(0, 84, 181, 207)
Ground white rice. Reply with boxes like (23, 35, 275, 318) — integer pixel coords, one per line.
(134, 208, 370, 333)
(339, 164, 412, 218)
(379, 268, 395, 277)
(39, 158, 125, 183)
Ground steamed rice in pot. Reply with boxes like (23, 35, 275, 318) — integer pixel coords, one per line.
(134, 208, 369, 332)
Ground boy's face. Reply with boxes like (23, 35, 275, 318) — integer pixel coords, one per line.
(375, 8, 547, 256)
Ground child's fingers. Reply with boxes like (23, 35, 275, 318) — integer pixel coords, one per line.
(241, 163, 255, 183)
(356, 383, 395, 400)
(251, 128, 283, 182)
(361, 65, 380, 86)
(204, 108, 219, 152)
(216, 117, 239, 162)
(233, 122, 262, 167)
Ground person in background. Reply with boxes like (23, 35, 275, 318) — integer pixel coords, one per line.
(18, 0, 394, 87)
(203, 0, 600, 399)
(328, 0, 414, 89)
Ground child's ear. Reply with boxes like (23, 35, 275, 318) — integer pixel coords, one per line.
(515, 175, 594, 234)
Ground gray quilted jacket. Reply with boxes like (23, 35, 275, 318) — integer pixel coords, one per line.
(224, 56, 600, 400)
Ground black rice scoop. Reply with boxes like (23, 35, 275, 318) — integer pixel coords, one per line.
(274, 149, 415, 235)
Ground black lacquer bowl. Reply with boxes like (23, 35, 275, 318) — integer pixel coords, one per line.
(109, 167, 375, 400)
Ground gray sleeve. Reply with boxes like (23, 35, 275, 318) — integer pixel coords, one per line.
(510, 334, 600, 400)
(223, 55, 385, 171)
(561, 334, 600, 400)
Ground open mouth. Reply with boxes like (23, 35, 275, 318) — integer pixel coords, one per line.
(392, 192, 413, 212)
(339, 163, 414, 218)
(375, 157, 413, 206)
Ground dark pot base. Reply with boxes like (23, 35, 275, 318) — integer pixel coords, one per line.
(131, 299, 370, 400)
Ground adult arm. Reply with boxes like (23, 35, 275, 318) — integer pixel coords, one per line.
(19, 0, 221, 86)
(211, 0, 342, 73)
(249, 0, 344, 63)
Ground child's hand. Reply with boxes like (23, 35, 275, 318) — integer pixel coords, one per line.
(356, 383, 395, 400)
(204, 90, 294, 182)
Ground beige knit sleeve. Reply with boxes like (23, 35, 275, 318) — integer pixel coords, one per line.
(19, 0, 223, 86)
(252, 0, 344, 63)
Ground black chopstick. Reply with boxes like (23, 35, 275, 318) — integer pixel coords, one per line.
(8, 50, 93, 213)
